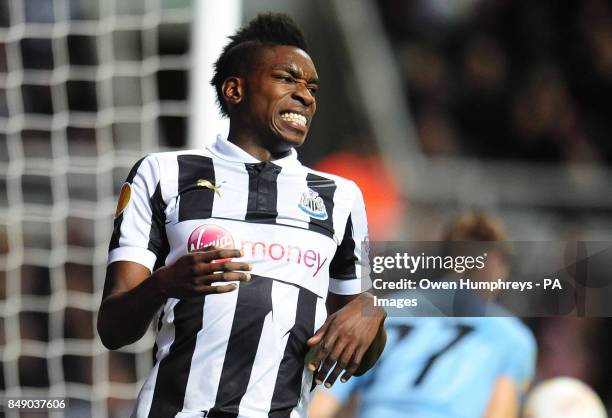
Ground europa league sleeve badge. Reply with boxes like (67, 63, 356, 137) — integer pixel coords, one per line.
(114, 182, 132, 219)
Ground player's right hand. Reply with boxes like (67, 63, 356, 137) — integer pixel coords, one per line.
(152, 246, 251, 298)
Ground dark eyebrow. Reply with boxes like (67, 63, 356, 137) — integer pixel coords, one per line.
(272, 64, 319, 85)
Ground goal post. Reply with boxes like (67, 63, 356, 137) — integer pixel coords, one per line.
(188, 0, 241, 148)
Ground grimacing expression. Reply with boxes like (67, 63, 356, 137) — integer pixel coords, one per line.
(243, 45, 319, 150)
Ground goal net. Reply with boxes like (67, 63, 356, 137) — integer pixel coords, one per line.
(0, 0, 199, 416)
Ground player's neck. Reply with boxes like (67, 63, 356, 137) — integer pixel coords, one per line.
(227, 127, 291, 162)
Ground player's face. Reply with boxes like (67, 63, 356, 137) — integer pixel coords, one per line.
(245, 45, 318, 150)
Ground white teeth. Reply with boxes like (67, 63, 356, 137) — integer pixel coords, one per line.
(280, 112, 307, 126)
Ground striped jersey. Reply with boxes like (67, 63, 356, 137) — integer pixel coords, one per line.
(107, 137, 370, 418)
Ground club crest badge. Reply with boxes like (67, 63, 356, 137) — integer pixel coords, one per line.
(299, 188, 328, 220)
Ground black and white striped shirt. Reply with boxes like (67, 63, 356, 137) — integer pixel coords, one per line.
(108, 137, 370, 418)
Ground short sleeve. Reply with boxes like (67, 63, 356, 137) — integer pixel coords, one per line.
(328, 183, 372, 295)
(501, 327, 537, 398)
(107, 155, 167, 272)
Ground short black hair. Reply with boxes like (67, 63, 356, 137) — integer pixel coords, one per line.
(211, 13, 309, 117)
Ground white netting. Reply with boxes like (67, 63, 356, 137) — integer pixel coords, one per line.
(0, 0, 193, 416)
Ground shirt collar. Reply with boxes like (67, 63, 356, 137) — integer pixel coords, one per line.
(207, 136, 301, 168)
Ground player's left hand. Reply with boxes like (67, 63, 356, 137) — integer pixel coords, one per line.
(306, 293, 386, 387)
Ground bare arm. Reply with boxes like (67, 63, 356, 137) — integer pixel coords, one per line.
(307, 292, 387, 387)
(97, 261, 165, 350)
(483, 376, 519, 418)
(97, 247, 251, 350)
(309, 390, 342, 418)
(326, 293, 387, 376)
(310, 390, 360, 418)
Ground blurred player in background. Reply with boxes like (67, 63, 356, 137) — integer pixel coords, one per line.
(97, 13, 385, 418)
(310, 211, 537, 418)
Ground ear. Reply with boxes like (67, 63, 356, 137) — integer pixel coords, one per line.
(221, 76, 244, 108)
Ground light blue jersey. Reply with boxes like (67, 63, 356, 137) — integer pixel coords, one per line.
(326, 308, 536, 418)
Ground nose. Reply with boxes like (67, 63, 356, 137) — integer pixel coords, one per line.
(292, 82, 315, 107)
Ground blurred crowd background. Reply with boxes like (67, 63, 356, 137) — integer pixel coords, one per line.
(380, 0, 612, 163)
(1, 0, 612, 416)
(372, 0, 612, 411)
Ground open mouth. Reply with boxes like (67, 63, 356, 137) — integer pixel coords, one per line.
(279, 111, 308, 130)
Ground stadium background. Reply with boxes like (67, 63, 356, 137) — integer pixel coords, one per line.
(1, 0, 611, 416)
